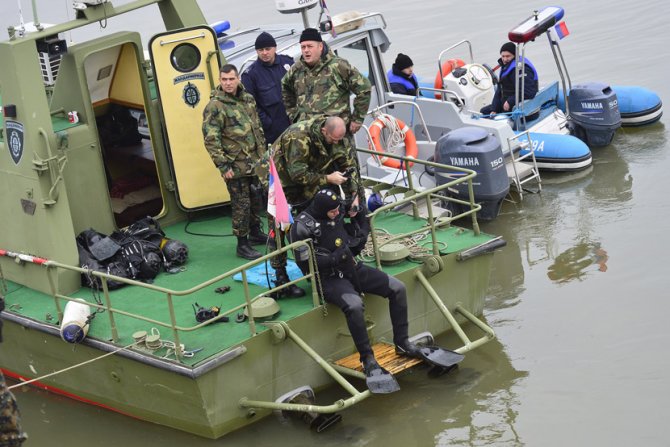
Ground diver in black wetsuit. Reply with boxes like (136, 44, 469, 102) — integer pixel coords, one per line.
(289, 189, 424, 392)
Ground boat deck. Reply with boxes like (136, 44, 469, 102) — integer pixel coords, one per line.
(2, 209, 491, 368)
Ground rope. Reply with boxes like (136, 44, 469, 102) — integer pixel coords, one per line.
(359, 228, 435, 263)
(8, 341, 137, 391)
(375, 113, 406, 150)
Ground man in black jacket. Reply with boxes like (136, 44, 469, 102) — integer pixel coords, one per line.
(241, 32, 294, 145)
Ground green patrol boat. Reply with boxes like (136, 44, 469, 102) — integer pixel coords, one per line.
(0, 0, 503, 438)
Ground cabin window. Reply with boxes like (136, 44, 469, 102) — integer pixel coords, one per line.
(337, 38, 375, 88)
(170, 43, 201, 73)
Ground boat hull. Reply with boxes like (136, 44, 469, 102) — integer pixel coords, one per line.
(0, 250, 495, 438)
(519, 132, 593, 172)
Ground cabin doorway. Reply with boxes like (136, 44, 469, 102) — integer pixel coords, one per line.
(85, 43, 164, 229)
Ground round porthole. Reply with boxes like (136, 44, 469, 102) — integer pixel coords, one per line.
(170, 43, 201, 73)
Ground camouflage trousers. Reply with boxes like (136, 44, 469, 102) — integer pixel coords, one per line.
(266, 216, 287, 270)
(0, 373, 27, 446)
(225, 176, 264, 237)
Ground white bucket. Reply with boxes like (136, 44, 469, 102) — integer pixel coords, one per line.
(60, 299, 91, 343)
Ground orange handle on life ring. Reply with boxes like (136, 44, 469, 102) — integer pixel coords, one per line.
(434, 58, 466, 99)
(368, 116, 418, 169)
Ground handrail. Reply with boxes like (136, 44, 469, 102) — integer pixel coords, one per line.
(5, 239, 319, 361)
(437, 39, 474, 75)
(355, 145, 482, 269)
(368, 100, 433, 144)
(415, 86, 465, 108)
(239, 321, 371, 414)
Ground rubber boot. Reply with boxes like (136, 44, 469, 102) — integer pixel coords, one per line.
(272, 267, 306, 298)
(395, 339, 423, 358)
(236, 236, 262, 260)
(248, 225, 269, 245)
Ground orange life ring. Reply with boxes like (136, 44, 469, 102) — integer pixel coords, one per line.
(433, 58, 466, 99)
(368, 116, 418, 169)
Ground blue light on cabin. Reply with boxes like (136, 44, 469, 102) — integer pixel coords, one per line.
(219, 40, 236, 51)
(211, 20, 231, 37)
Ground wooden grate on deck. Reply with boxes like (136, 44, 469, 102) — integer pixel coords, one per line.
(334, 342, 423, 375)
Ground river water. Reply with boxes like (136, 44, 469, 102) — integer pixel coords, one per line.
(3, 0, 669, 446)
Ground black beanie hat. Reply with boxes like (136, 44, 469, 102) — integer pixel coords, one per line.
(255, 32, 276, 49)
(299, 28, 323, 43)
(500, 42, 516, 55)
(394, 53, 413, 70)
(309, 189, 341, 219)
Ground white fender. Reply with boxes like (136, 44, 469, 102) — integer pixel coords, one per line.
(60, 299, 91, 343)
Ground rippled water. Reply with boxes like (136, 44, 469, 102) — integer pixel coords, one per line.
(2, 0, 668, 445)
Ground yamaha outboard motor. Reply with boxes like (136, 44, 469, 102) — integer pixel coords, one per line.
(434, 127, 509, 221)
(568, 82, 621, 147)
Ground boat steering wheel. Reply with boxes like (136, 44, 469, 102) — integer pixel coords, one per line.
(467, 63, 494, 91)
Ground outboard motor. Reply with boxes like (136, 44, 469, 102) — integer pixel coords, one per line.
(568, 82, 621, 147)
(434, 127, 509, 221)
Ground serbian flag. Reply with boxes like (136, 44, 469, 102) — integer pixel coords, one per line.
(267, 158, 293, 230)
(554, 21, 570, 39)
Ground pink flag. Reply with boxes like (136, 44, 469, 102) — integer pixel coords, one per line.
(267, 158, 293, 230)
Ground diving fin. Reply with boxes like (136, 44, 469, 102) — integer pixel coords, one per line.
(415, 345, 464, 368)
(396, 342, 464, 369)
(363, 358, 400, 394)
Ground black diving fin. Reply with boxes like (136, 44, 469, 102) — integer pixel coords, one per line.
(416, 345, 464, 368)
(363, 358, 400, 394)
(396, 342, 464, 369)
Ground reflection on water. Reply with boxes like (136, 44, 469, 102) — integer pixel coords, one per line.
(432, 336, 527, 447)
(546, 241, 608, 283)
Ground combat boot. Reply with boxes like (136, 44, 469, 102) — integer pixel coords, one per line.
(272, 267, 306, 298)
(236, 236, 262, 260)
(248, 225, 269, 245)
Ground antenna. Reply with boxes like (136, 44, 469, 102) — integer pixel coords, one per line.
(30, 0, 44, 31)
(17, 0, 25, 36)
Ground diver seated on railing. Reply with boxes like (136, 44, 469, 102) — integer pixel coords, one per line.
(289, 189, 427, 394)
(480, 42, 539, 120)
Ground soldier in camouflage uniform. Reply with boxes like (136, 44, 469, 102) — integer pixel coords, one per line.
(0, 296, 28, 446)
(202, 64, 269, 260)
(269, 116, 362, 276)
(282, 27, 371, 203)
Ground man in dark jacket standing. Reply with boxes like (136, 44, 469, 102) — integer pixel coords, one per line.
(241, 32, 294, 145)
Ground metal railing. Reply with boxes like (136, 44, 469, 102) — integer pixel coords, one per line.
(4, 239, 320, 362)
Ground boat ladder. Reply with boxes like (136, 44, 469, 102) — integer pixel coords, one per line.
(505, 131, 542, 200)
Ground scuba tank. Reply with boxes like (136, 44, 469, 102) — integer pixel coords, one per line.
(60, 299, 92, 343)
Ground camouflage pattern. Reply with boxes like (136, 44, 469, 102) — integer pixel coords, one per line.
(282, 49, 371, 126)
(202, 84, 266, 178)
(0, 373, 27, 446)
(226, 177, 264, 237)
(271, 116, 359, 206)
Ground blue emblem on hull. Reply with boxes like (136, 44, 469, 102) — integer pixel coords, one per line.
(6, 120, 24, 165)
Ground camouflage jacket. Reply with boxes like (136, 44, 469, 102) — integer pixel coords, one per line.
(202, 84, 266, 178)
(272, 116, 358, 205)
(0, 373, 27, 446)
(282, 48, 371, 126)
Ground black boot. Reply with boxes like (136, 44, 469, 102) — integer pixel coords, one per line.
(395, 339, 423, 358)
(236, 236, 262, 260)
(272, 267, 306, 298)
(248, 226, 269, 245)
